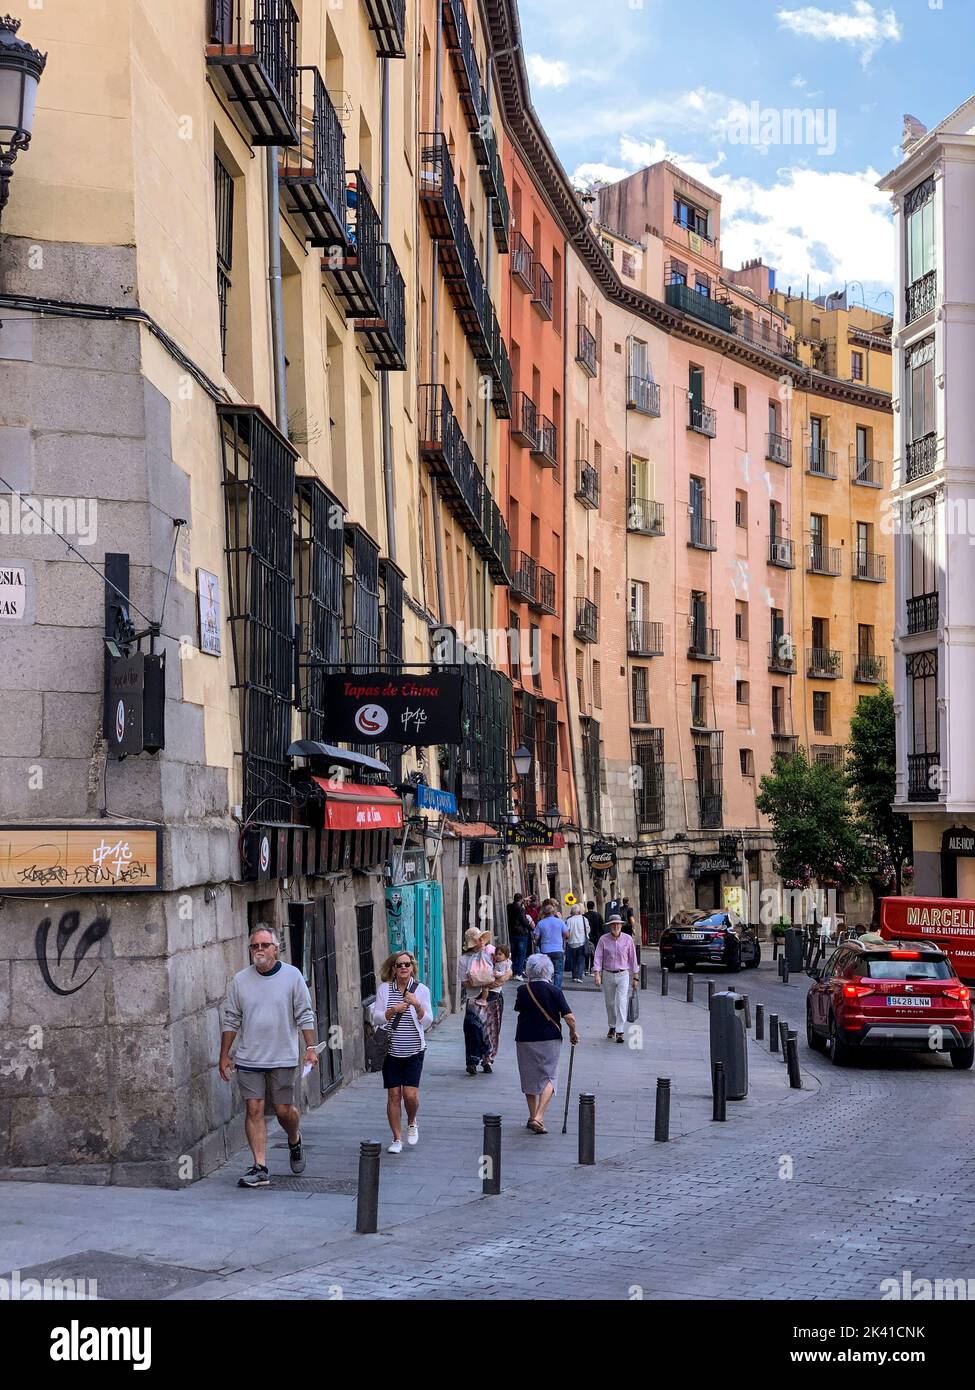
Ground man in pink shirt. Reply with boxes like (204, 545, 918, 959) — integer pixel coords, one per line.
(592, 913, 639, 1042)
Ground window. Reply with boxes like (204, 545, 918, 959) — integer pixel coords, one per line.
(551, 634, 561, 685)
(691, 673, 706, 727)
(906, 176, 935, 286)
(632, 667, 650, 724)
(813, 691, 830, 735)
(735, 490, 747, 528)
(856, 425, 869, 464)
(295, 479, 345, 743)
(910, 495, 936, 598)
(510, 610, 521, 682)
(908, 337, 936, 443)
(631, 728, 664, 831)
(736, 680, 749, 706)
(673, 194, 709, 238)
(851, 350, 864, 381)
(356, 903, 377, 1002)
(621, 250, 636, 278)
(811, 615, 828, 651)
(740, 748, 754, 776)
(594, 311, 602, 366)
(695, 272, 711, 299)
(735, 601, 748, 642)
(858, 623, 874, 660)
(908, 651, 938, 754)
(768, 399, 780, 434)
(769, 500, 782, 538)
(552, 249, 562, 328)
(214, 154, 234, 366)
(592, 568, 601, 608)
(592, 659, 602, 708)
(771, 685, 784, 735)
(600, 236, 614, 262)
(575, 647, 584, 709)
(669, 258, 688, 286)
(733, 383, 745, 411)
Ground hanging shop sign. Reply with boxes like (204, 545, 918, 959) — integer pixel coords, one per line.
(688, 853, 742, 879)
(414, 782, 457, 815)
(633, 856, 666, 875)
(943, 827, 975, 856)
(503, 819, 555, 847)
(0, 825, 162, 893)
(587, 841, 617, 873)
(104, 651, 166, 758)
(322, 671, 463, 746)
(718, 835, 740, 857)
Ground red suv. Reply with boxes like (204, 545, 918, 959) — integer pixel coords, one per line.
(806, 939, 974, 1068)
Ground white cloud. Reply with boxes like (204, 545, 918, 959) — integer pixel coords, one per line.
(545, 86, 745, 146)
(527, 54, 571, 88)
(777, 2, 902, 68)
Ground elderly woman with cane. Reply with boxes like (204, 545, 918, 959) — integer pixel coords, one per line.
(513, 954, 578, 1134)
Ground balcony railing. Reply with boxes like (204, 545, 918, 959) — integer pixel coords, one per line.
(576, 324, 597, 377)
(768, 639, 796, 674)
(441, 0, 484, 132)
(906, 271, 937, 324)
(688, 626, 719, 660)
(768, 537, 794, 569)
(807, 647, 842, 679)
(361, 0, 406, 57)
(853, 456, 882, 487)
(908, 751, 941, 802)
(766, 431, 791, 465)
(688, 513, 717, 550)
(854, 550, 886, 582)
(855, 654, 887, 684)
(807, 543, 841, 576)
(575, 463, 600, 510)
(511, 230, 534, 291)
(575, 597, 598, 644)
(418, 133, 489, 359)
(807, 444, 837, 478)
(479, 298, 511, 419)
(511, 392, 538, 449)
(510, 551, 537, 605)
(734, 316, 798, 361)
(811, 745, 843, 769)
(627, 375, 660, 416)
(531, 415, 558, 469)
(477, 117, 510, 254)
(906, 591, 938, 634)
(531, 261, 554, 319)
(628, 619, 664, 656)
(665, 281, 733, 333)
(206, 0, 300, 146)
(691, 698, 708, 729)
(535, 567, 557, 616)
(628, 496, 664, 536)
(280, 68, 346, 247)
(324, 167, 379, 315)
(688, 402, 716, 437)
(906, 432, 937, 482)
(772, 734, 799, 759)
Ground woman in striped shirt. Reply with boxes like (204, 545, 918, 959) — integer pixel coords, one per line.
(373, 953, 433, 1154)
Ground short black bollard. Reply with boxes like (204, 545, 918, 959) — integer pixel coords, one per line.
(773, 936, 780, 961)
(661, 968, 669, 997)
(355, 1141, 382, 1234)
(779, 1020, 789, 1058)
(712, 1061, 727, 1121)
(755, 1002, 765, 1041)
(742, 994, 751, 1029)
(786, 1032, 802, 1089)
(640, 961, 649, 991)
(707, 979, 715, 1006)
(686, 972, 695, 1003)
(482, 1114, 502, 1195)
(654, 1077, 671, 1142)
(769, 1012, 779, 1052)
(782, 959, 790, 985)
(777, 954, 785, 980)
(578, 1093, 595, 1165)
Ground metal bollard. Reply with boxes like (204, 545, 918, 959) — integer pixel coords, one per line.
(640, 961, 649, 991)
(742, 994, 751, 1029)
(661, 967, 669, 996)
(755, 1002, 765, 1041)
(769, 1012, 779, 1052)
(654, 1077, 671, 1142)
(779, 1020, 789, 1059)
(482, 1114, 501, 1196)
(712, 1061, 727, 1121)
(777, 954, 785, 980)
(355, 1141, 382, 1234)
(772, 936, 780, 961)
(707, 979, 715, 1006)
(686, 972, 695, 1003)
(782, 959, 790, 985)
(578, 1093, 595, 1165)
(786, 1032, 802, 1089)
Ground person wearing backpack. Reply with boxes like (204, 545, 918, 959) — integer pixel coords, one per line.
(372, 951, 433, 1153)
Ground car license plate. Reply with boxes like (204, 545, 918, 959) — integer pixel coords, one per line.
(681, 932, 705, 941)
(888, 996, 931, 1008)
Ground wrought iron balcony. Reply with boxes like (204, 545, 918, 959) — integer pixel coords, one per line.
(690, 697, 708, 729)
(811, 745, 842, 769)
(688, 513, 716, 550)
(688, 402, 716, 437)
(534, 567, 557, 616)
(627, 375, 660, 416)
(418, 133, 488, 357)
(280, 68, 346, 246)
(772, 734, 799, 759)
(906, 591, 938, 634)
(206, 0, 300, 146)
(688, 626, 719, 660)
(575, 597, 598, 644)
(628, 619, 663, 656)
(807, 647, 842, 679)
(441, 0, 484, 132)
(511, 392, 538, 449)
(906, 432, 937, 481)
(665, 281, 733, 333)
(478, 492, 511, 585)
(807, 444, 837, 478)
(906, 270, 937, 324)
(768, 639, 796, 674)
(628, 496, 665, 536)
(531, 415, 558, 468)
(510, 550, 537, 605)
(855, 654, 887, 684)
(477, 118, 510, 254)
(575, 463, 599, 510)
(908, 751, 941, 802)
(360, 0, 405, 57)
(854, 550, 886, 582)
(853, 456, 882, 487)
(478, 299, 511, 419)
(698, 789, 723, 830)
(323, 168, 379, 316)
(357, 242, 407, 370)
(768, 537, 794, 569)
(531, 261, 554, 319)
(576, 324, 597, 377)
(766, 431, 791, 466)
(511, 231, 534, 291)
(807, 543, 841, 576)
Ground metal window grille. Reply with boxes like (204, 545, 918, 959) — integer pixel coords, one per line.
(377, 559, 404, 782)
(295, 478, 345, 742)
(356, 902, 376, 1002)
(514, 690, 537, 819)
(632, 667, 650, 723)
(343, 526, 380, 667)
(214, 154, 234, 364)
(631, 728, 664, 831)
(693, 730, 723, 829)
(541, 698, 558, 810)
(581, 716, 601, 827)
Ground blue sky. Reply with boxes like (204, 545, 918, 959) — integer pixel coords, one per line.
(517, 0, 975, 310)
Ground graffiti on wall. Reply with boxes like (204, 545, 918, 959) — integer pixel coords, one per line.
(35, 910, 110, 996)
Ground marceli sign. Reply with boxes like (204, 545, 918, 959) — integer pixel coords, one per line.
(322, 671, 463, 747)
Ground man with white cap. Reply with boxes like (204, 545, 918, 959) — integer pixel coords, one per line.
(592, 913, 639, 1042)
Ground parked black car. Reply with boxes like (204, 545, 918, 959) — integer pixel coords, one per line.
(659, 911, 761, 972)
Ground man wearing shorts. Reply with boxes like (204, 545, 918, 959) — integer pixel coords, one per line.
(219, 923, 318, 1188)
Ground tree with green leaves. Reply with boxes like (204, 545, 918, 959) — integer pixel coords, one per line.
(756, 748, 867, 890)
(847, 687, 912, 900)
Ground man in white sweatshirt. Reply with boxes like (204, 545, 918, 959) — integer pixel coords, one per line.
(219, 923, 318, 1188)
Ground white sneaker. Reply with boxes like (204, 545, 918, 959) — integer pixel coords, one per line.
(407, 1123, 419, 1146)
(388, 1139, 403, 1154)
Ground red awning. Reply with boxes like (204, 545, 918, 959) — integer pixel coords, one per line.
(311, 779, 403, 831)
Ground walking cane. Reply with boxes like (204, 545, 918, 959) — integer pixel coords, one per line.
(561, 1041, 576, 1134)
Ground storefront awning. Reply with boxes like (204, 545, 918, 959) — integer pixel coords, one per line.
(445, 820, 501, 840)
(311, 779, 403, 830)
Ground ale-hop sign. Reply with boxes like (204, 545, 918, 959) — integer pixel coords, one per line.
(0, 826, 162, 892)
(322, 671, 463, 746)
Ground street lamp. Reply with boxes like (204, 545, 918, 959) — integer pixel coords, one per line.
(542, 804, 563, 833)
(0, 16, 46, 219)
(512, 744, 532, 778)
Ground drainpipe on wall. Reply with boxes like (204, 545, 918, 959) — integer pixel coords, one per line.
(379, 57, 397, 563)
(266, 147, 288, 432)
(562, 252, 585, 893)
(430, 0, 448, 623)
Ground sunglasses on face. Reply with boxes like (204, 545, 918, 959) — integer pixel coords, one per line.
(395, 960, 413, 968)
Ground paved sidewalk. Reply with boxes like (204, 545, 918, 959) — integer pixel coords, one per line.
(0, 975, 809, 1297)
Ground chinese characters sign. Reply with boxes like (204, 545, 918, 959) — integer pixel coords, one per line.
(322, 672, 463, 746)
(0, 827, 162, 893)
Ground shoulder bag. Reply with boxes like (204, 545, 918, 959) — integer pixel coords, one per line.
(364, 978, 415, 1073)
(525, 982, 563, 1040)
